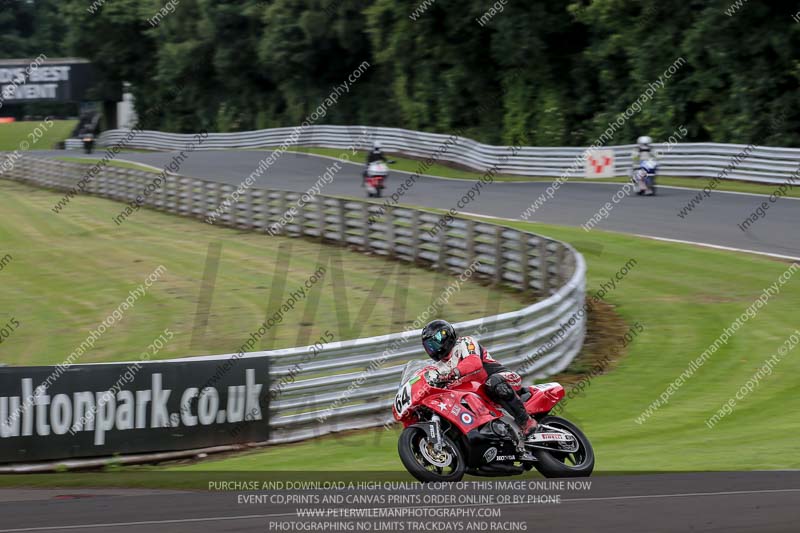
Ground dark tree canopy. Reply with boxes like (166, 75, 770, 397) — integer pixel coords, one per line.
(3, 0, 799, 145)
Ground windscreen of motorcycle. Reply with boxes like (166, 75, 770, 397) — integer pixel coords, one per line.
(398, 359, 429, 387)
(394, 359, 432, 417)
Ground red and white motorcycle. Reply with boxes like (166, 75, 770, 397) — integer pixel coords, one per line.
(392, 360, 595, 482)
(364, 160, 394, 198)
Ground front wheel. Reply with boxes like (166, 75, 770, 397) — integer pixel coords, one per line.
(398, 426, 466, 482)
(531, 416, 594, 478)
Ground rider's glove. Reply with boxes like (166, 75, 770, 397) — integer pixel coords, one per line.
(441, 368, 461, 384)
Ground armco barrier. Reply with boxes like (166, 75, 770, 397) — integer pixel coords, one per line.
(0, 156, 586, 463)
(98, 125, 800, 184)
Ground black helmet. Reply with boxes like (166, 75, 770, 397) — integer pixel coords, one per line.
(421, 320, 457, 362)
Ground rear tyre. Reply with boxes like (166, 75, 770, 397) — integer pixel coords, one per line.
(531, 416, 594, 478)
(398, 427, 466, 482)
(376, 187, 382, 198)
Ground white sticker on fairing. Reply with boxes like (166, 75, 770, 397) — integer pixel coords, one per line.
(483, 447, 497, 463)
(533, 382, 560, 390)
(529, 432, 571, 443)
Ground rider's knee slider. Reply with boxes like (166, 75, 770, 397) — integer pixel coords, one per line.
(486, 373, 515, 400)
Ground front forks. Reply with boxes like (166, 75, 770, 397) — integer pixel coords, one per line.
(429, 414, 444, 453)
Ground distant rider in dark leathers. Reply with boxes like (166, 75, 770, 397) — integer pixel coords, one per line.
(363, 140, 388, 184)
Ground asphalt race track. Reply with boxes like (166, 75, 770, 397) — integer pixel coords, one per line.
(1, 472, 799, 532)
(11, 149, 799, 532)
(38, 149, 800, 259)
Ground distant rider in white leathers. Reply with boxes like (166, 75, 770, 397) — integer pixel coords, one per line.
(631, 135, 657, 168)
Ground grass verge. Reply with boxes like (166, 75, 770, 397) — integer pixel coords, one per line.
(0, 178, 527, 367)
(2, 201, 798, 485)
(166, 220, 800, 473)
(0, 120, 77, 151)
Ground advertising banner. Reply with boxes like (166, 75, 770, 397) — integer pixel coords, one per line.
(0, 59, 121, 105)
(0, 357, 270, 463)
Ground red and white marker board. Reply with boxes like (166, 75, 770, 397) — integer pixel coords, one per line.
(584, 149, 615, 178)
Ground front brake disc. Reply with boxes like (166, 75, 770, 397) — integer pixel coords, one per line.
(419, 438, 453, 468)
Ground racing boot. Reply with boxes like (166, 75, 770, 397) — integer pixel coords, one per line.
(499, 395, 538, 452)
(512, 415, 538, 452)
(520, 416, 538, 439)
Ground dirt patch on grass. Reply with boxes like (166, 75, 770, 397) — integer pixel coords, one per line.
(548, 299, 631, 386)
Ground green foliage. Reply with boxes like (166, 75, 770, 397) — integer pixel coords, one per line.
(8, 0, 800, 145)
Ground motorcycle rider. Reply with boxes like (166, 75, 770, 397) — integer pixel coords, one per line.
(364, 140, 388, 184)
(631, 135, 657, 195)
(366, 140, 388, 164)
(421, 319, 538, 450)
(631, 135, 654, 166)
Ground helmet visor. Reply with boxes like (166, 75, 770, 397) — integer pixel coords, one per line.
(423, 336, 444, 358)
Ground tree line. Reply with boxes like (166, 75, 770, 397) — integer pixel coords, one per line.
(2, 0, 799, 146)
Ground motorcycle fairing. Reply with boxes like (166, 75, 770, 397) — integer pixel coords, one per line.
(366, 161, 389, 176)
(463, 426, 519, 469)
(420, 389, 500, 434)
(524, 383, 565, 414)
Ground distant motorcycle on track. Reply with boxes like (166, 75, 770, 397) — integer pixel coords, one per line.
(392, 359, 595, 482)
(364, 160, 395, 198)
(82, 133, 95, 154)
(632, 158, 658, 196)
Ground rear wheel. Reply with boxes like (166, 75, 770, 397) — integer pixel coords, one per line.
(531, 416, 594, 478)
(398, 427, 465, 482)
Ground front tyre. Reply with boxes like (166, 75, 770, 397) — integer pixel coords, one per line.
(531, 416, 594, 478)
(398, 427, 465, 482)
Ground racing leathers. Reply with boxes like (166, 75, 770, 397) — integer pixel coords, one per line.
(366, 148, 387, 165)
(433, 335, 537, 447)
(364, 149, 387, 184)
(631, 147, 657, 171)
